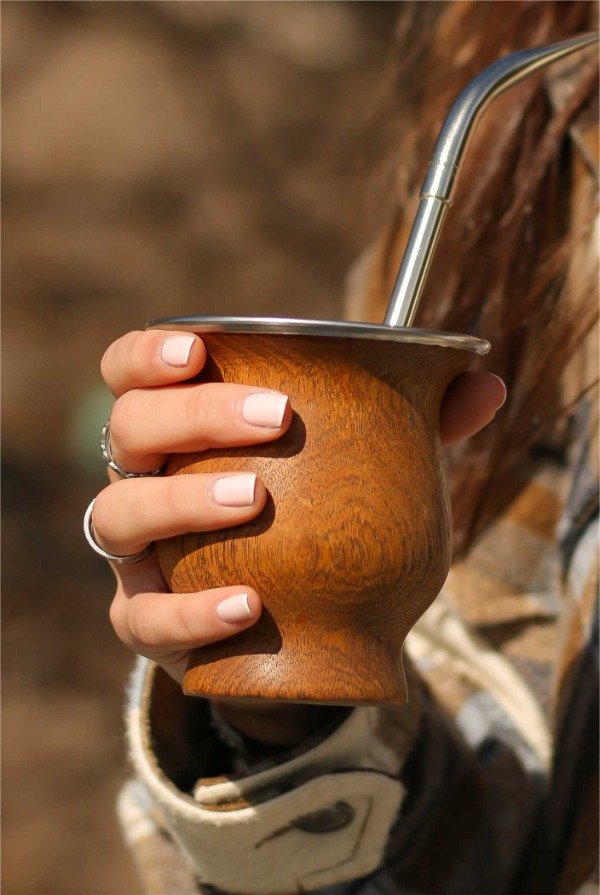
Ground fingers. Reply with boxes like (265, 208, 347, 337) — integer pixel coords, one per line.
(92, 472, 267, 555)
(109, 585, 262, 669)
(109, 383, 291, 474)
(101, 330, 207, 397)
(440, 371, 506, 446)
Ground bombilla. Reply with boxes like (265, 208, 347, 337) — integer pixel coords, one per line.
(384, 31, 599, 329)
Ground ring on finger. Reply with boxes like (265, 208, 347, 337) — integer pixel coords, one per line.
(100, 419, 166, 479)
(83, 498, 154, 564)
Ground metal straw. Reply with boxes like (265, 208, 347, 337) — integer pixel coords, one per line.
(384, 32, 599, 329)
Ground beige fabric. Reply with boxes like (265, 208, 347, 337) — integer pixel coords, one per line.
(126, 658, 405, 895)
(117, 780, 199, 895)
(407, 596, 552, 767)
(574, 884, 600, 895)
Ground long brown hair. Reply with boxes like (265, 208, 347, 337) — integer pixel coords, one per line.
(351, 0, 599, 555)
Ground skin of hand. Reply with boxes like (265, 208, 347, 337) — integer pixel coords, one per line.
(96, 329, 506, 747)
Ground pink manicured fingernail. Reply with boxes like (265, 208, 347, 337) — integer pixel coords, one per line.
(242, 392, 289, 428)
(216, 592, 254, 623)
(213, 473, 257, 507)
(160, 335, 196, 367)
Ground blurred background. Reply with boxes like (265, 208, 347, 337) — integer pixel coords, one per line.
(2, 2, 402, 892)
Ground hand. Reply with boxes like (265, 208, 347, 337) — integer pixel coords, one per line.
(95, 329, 505, 745)
(96, 329, 291, 684)
(440, 369, 506, 446)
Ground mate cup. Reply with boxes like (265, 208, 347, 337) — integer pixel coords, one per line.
(147, 32, 596, 704)
(148, 319, 488, 704)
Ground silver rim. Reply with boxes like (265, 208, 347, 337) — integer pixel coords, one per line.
(146, 316, 490, 355)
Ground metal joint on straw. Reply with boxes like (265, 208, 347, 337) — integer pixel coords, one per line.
(384, 31, 599, 329)
(421, 162, 459, 201)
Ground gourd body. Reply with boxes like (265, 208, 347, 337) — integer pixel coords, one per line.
(157, 333, 472, 704)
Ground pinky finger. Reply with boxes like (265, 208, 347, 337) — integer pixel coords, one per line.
(110, 585, 262, 671)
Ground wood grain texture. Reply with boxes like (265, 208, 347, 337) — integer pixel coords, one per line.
(156, 333, 474, 705)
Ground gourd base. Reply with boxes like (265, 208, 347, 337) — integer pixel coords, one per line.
(183, 626, 408, 706)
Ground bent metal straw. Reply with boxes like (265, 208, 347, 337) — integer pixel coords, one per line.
(384, 32, 599, 329)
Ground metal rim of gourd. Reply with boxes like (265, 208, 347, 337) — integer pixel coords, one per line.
(146, 315, 490, 355)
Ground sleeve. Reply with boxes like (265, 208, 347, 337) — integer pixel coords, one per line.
(120, 657, 413, 895)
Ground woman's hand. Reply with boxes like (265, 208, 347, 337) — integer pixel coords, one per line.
(94, 328, 505, 746)
(96, 329, 292, 684)
(440, 369, 506, 445)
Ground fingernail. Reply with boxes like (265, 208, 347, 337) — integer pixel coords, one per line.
(490, 374, 507, 409)
(212, 473, 257, 507)
(216, 592, 254, 623)
(242, 392, 289, 428)
(160, 335, 196, 367)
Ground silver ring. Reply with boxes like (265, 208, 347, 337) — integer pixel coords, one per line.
(100, 419, 166, 479)
(83, 498, 154, 564)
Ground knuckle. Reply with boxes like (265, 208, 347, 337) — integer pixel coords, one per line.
(109, 597, 127, 640)
(123, 330, 147, 376)
(91, 485, 116, 548)
(127, 602, 161, 652)
(185, 386, 213, 435)
(110, 393, 137, 452)
(100, 346, 114, 386)
(101, 331, 143, 386)
(92, 481, 131, 551)
(165, 478, 195, 526)
(172, 598, 197, 646)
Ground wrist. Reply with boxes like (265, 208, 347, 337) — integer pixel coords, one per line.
(211, 699, 341, 748)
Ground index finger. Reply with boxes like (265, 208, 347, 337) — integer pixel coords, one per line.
(101, 330, 207, 397)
